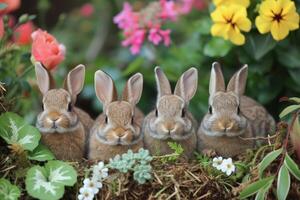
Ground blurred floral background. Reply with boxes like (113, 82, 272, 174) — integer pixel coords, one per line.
(1, 0, 300, 123)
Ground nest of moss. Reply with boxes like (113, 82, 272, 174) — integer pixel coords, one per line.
(1, 123, 300, 200)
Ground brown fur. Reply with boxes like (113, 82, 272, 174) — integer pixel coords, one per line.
(88, 108, 144, 161)
(143, 110, 198, 159)
(41, 108, 93, 161)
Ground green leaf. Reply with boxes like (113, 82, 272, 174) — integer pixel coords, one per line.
(258, 148, 282, 178)
(0, 178, 21, 200)
(277, 165, 290, 200)
(0, 112, 41, 151)
(25, 161, 77, 200)
(28, 144, 55, 161)
(289, 97, 300, 104)
(277, 47, 300, 69)
(122, 57, 143, 76)
(279, 105, 300, 119)
(203, 37, 232, 57)
(239, 176, 274, 199)
(45, 161, 77, 186)
(196, 17, 212, 35)
(244, 34, 276, 61)
(284, 153, 300, 181)
(254, 178, 273, 200)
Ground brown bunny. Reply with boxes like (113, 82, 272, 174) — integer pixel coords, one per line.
(35, 62, 93, 161)
(143, 67, 198, 159)
(197, 62, 275, 157)
(88, 70, 144, 161)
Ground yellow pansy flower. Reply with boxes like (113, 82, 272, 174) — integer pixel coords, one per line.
(255, 0, 299, 41)
(213, 0, 250, 7)
(210, 5, 251, 45)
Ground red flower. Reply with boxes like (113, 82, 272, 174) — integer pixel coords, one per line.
(0, 0, 20, 15)
(31, 29, 65, 70)
(80, 3, 94, 17)
(0, 17, 4, 38)
(13, 21, 35, 45)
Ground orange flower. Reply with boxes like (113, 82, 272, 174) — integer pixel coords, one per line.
(13, 21, 35, 45)
(31, 29, 65, 70)
(0, 0, 21, 15)
(0, 17, 4, 38)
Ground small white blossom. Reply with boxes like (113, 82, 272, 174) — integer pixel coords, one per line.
(212, 156, 223, 170)
(92, 161, 109, 180)
(83, 178, 102, 194)
(220, 158, 235, 176)
(78, 187, 94, 200)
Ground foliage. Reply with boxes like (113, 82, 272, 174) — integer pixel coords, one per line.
(25, 160, 77, 200)
(0, 112, 54, 160)
(239, 97, 300, 199)
(109, 148, 153, 184)
(0, 178, 21, 200)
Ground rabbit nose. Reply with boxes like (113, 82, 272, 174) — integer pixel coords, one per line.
(219, 120, 234, 132)
(48, 112, 61, 123)
(114, 127, 126, 137)
(163, 122, 175, 133)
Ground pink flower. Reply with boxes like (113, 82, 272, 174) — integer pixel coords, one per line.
(80, 3, 94, 17)
(122, 29, 146, 55)
(113, 2, 139, 30)
(179, 0, 194, 14)
(13, 21, 35, 45)
(0, 17, 4, 39)
(160, 0, 178, 21)
(148, 27, 171, 46)
(31, 29, 65, 70)
(160, 29, 171, 46)
(148, 28, 162, 45)
(0, 0, 20, 15)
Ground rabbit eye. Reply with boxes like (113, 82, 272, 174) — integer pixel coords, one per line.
(155, 109, 158, 117)
(237, 106, 241, 115)
(131, 116, 134, 124)
(67, 103, 72, 112)
(105, 116, 108, 124)
(181, 109, 185, 118)
(209, 106, 212, 114)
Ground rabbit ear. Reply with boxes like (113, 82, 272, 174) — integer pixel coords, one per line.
(155, 66, 172, 98)
(65, 64, 85, 102)
(209, 62, 225, 95)
(122, 73, 143, 105)
(94, 70, 118, 106)
(174, 67, 198, 102)
(35, 62, 55, 95)
(227, 64, 248, 95)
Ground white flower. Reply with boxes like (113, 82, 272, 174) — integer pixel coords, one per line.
(83, 178, 102, 194)
(92, 161, 109, 180)
(220, 158, 235, 176)
(78, 187, 94, 200)
(212, 156, 223, 170)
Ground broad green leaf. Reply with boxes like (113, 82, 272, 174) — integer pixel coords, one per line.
(279, 105, 300, 119)
(277, 165, 290, 200)
(289, 97, 300, 104)
(203, 37, 232, 57)
(258, 148, 282, 178)
(244, 34, 276, 61)
(254, 177, 273, 200)
(0, 112, 41, 151)
(290, 116, 300, 156)
(277, 47, 300, 69)
(45, 161, 77, 186)
(239, 176, 274, 199)
(25, 161, 77, 200)
(28, 144, 55, 161)
(0, 178, 21, 200)
(284, 153, 300, 181)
